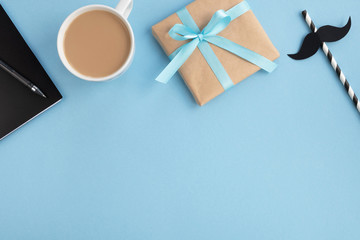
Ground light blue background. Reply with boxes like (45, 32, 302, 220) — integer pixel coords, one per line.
(1, 0, 360, 239)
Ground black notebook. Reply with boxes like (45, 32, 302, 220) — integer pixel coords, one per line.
(0, 5, 62, 140)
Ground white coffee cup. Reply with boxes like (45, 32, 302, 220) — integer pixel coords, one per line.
(57, 0, 135, 82)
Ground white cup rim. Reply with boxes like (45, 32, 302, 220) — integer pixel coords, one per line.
(57, 4, 135, 82)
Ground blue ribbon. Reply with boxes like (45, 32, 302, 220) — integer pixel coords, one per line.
(156, 1, 277, 90)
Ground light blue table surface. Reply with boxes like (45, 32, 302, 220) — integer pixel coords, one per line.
(1, 0, 360, 239)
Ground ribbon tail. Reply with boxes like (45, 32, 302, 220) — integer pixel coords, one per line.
(156, 39, 200, 84)
(197, 41, 234, 90)
(169, 44, 185, 60)
(206, 36, 277, 73)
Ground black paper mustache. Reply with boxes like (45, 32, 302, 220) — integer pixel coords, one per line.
(288, 18, 352, 60)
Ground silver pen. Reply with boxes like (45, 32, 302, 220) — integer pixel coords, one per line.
(0, 58, 46, 98)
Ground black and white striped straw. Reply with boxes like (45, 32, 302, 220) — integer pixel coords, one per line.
(302, 10, 360, 113)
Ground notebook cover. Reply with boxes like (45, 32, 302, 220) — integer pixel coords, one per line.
(0, 5, 62, 140)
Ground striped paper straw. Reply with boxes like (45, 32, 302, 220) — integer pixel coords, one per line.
(302, 10, 360, 113)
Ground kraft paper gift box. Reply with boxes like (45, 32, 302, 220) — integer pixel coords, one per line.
(152, 0, 280, 106)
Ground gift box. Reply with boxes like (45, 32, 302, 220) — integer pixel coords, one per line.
(152, 0, 280, 106)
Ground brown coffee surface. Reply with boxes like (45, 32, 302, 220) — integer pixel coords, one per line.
(64, 10, 131, 78)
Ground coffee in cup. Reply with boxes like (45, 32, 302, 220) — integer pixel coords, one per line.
(64, 10, 131, 78)
(58, 0, 134, 82)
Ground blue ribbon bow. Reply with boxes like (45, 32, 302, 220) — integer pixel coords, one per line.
(156, 1, 277, 90)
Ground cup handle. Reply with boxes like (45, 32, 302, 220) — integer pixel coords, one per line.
(116, 0, 133, 19)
